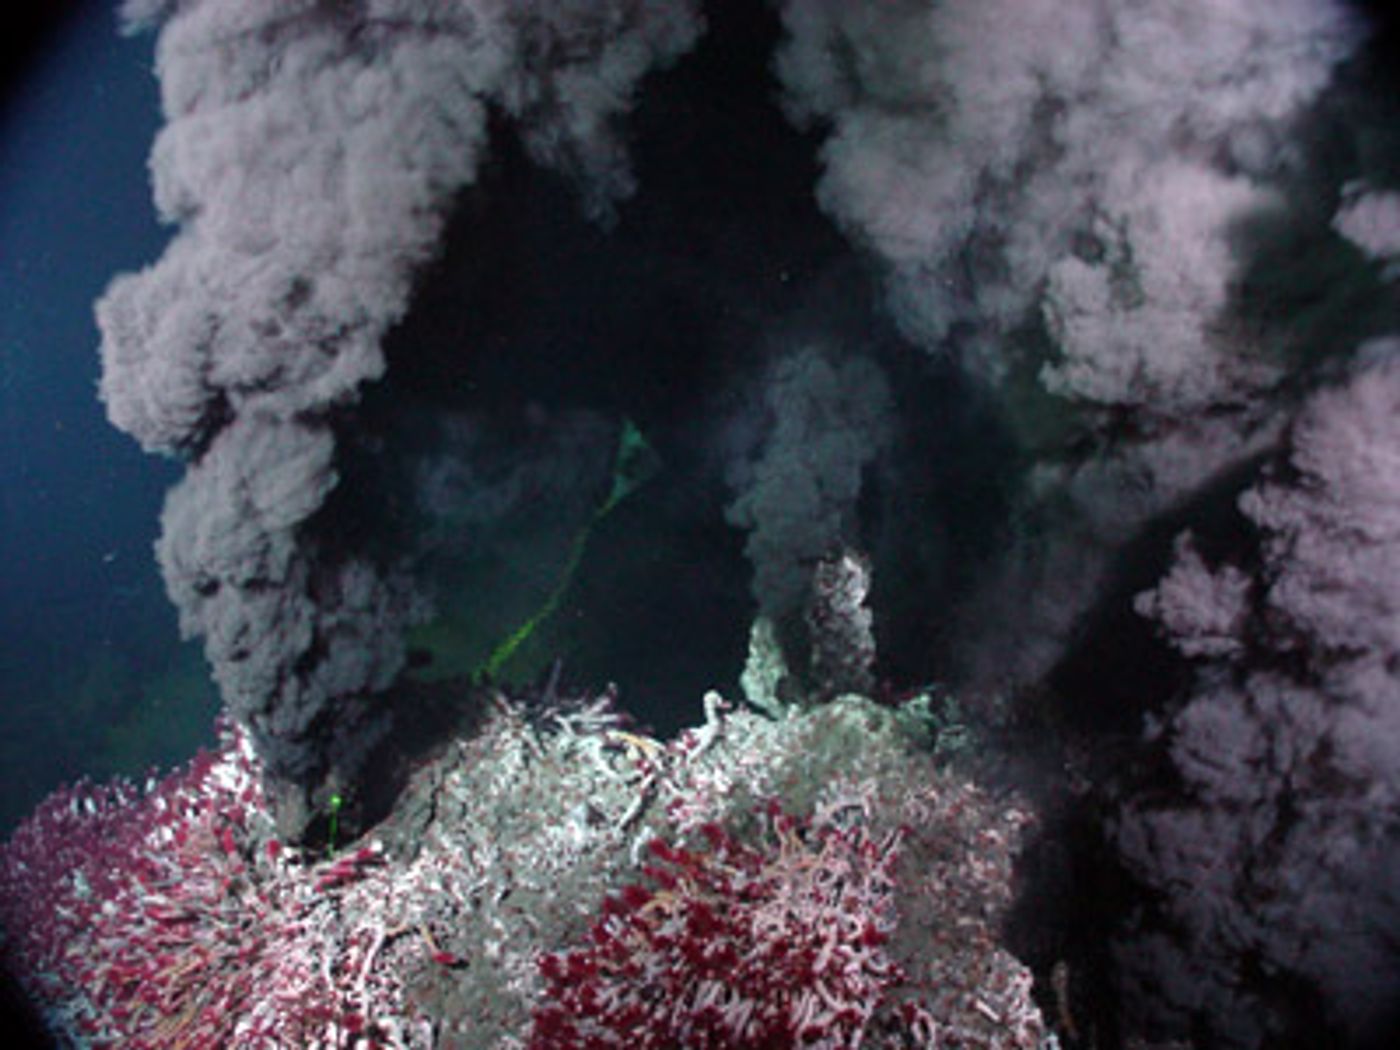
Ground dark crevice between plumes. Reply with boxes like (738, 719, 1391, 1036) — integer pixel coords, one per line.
(314, 0, 894, 827)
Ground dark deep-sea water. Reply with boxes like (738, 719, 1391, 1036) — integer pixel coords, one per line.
(1, 3, 216, 834)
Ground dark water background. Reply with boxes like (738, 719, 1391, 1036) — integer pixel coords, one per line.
(0, 3, 216, 834)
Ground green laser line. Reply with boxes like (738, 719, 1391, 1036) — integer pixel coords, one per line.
(326, 792, 344, 854)
(479, 418, 657, 680)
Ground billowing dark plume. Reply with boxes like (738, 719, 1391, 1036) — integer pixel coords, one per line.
(1118, 341, 1400, 1046)
(96, 0, 702, 836)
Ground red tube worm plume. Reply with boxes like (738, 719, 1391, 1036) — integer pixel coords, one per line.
(0, 721, 386, 1047)
(0, 722, 278, 1045)
(529, 808, 907, 1049)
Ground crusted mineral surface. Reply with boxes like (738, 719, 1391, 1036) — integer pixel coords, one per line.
(2, 685, 1046, 1048)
